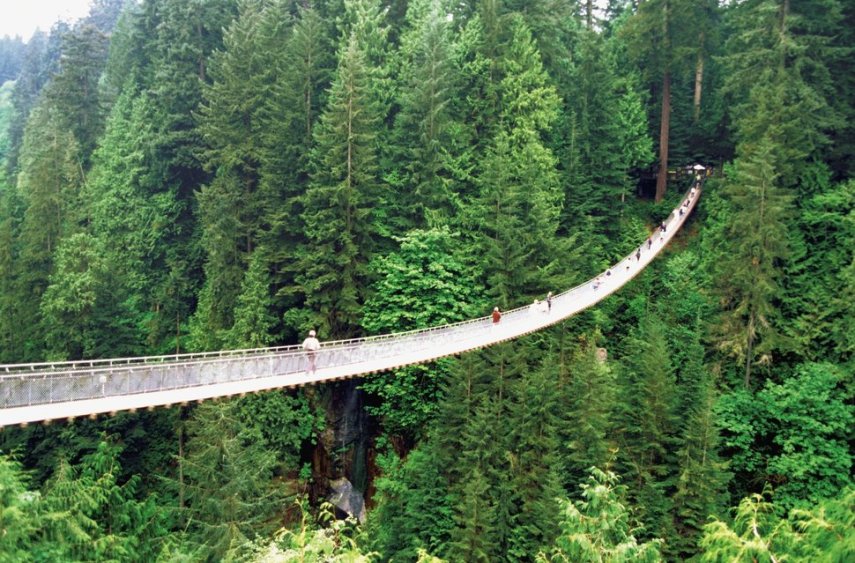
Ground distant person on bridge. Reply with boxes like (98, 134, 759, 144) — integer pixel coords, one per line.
(546, 292, 553, 312)
(302, 329, 321, 373)
(492, 307, 502, 323)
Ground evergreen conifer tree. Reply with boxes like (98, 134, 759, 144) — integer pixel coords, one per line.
(0, 455, 38, 559)
(467, 16, 566, 303)
(298, 32, 384, 337)
(227, 249, 277, 349)
(44, 23, 110, 165)
(615, 312, 680, 546)
(506, 364, 563, 557)
(390, 0, 463, 227)
(559, 341, 617, 492)
(714, 139, 791, 388)
(177, 401, 285, 561)
(446, 466, 496, 563)
(12, 102, 82, 360)
(671, 333, 730, 558)
(538, 467, 664, 563)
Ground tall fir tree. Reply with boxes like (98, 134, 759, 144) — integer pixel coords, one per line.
(11, 102, 83, 360)
(506, 364, 563, 557)
(466, 15, 567, 305)
(259, 4, 333, 329)
(44, 23, 110, 165)
(559, 340, 617, 492)
(226, 248, 277, 349)
(297, 32, 384, 338)
(177, 401, 285, 561)
(192, 0, 294, 347)
(713, 140, 791, 389)
(561, 28, 653, 248)
(722, 0, 840, 186)
(389, 0, 464, 227)
(615, 311, 680, 546)
(671, 332, 730, 558)
(39, 233, 141, 360)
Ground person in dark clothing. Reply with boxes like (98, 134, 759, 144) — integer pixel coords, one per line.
(546, 292, 553, 312)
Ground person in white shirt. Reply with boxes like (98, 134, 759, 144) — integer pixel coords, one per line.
(302, 329, 321, 373)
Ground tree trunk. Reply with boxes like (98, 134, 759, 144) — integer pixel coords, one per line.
(655, 70, 671, 203)
(178, 424, 185, 512)
(693, 38, 704, 122)
(586, 0, 594, 30)
(744, 313, 754, 390)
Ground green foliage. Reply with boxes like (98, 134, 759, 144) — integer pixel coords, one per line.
(615, 313, 679, 543)
(84, 86, 190, 354)
(0, 81, 13, 163)
(717, 363, 853, 510)
(8, 100, 83, 360)
(562, 30, 651, 242)
(253, 497, 374, 561)
(713, 139, 792, 388)
(671, 333, 730, 558)
(700, 487, 798, 563)
(366, 441, 454, 560)
(783, 171, 855, 361)
(559, 341, 617, 492)
(759, 363, 852, 508)
(698, 486, 855, 562)
(40, 233, 142, 360)
(721, 0, 840, 183)
(227, 249, 278, 349)
(389, 0, 464, 227)
(193, 0, 294, 346)
(298, 31, 384, 338)
(177, 401, 287, 561)
(360, 228, 484, 438)
(506, 365, 563, 557)
(233, 389, 322, 471)
(537, 467, 663, 563)
(0, 455, 38, 562)
(43, 23, 110, 164)
(790, 487, 855, 563)
(36, 439, 170, 562)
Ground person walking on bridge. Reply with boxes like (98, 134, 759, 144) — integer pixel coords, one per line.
(302, 329, 321, 373)
(492, 307, 502, 324)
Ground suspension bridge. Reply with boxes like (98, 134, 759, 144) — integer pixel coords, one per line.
(0, 185, 702, 428)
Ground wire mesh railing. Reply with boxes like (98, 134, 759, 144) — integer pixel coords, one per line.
(0, 182, 703, 422)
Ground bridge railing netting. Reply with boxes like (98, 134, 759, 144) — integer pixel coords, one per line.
(0, 183, 702, 411)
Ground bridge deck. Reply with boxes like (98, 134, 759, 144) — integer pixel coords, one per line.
(0, 187, 702, 427)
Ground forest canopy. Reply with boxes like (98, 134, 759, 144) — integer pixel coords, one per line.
(0, 0, 851, 561)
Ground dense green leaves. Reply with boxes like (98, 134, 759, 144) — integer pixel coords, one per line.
(0, 0, 851, 560)
(538, 467, 663, 563)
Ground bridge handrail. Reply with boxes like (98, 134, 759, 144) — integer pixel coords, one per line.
(0, 183, 700, 381)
